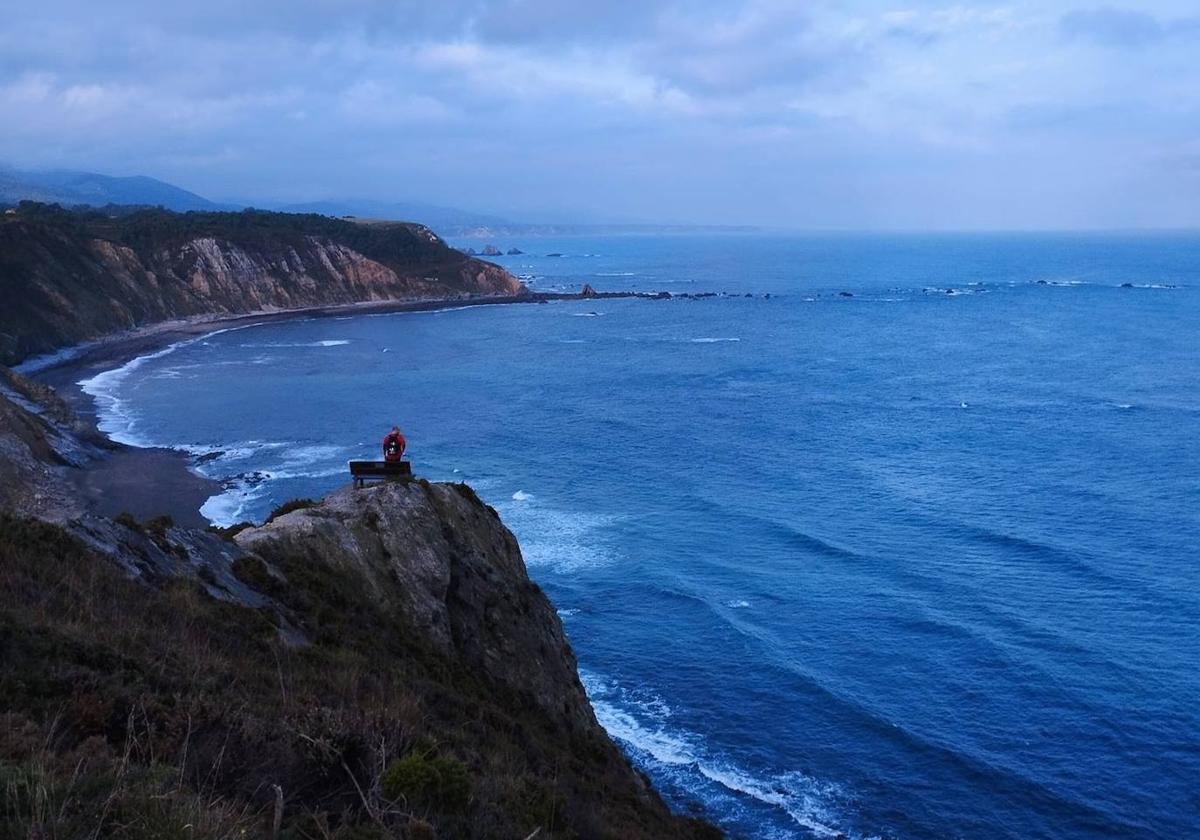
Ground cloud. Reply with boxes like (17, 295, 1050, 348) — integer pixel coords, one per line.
(0, 1, 1196, 228)
(1059, 6, 1200, 47)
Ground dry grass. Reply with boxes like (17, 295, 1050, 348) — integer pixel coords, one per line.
(0, 514, 720, 840)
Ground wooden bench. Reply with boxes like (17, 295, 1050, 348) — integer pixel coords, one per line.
(349, 460, 413, 488)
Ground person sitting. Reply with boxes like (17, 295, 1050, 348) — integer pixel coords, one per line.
(382, 425, 406, 463)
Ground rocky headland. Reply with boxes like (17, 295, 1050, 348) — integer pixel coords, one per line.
(0, 363, 718, 838)
(0, 205, 721, 837)
(0, 203, 524, 366)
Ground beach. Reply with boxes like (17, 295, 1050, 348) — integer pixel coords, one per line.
(28, 293, 543, 529)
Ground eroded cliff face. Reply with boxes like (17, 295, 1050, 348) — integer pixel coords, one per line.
(0, 205, 524, 365)
(0, 366, 106, 518)
(237, 481, 598, 734)
(0, 375, 719, 839)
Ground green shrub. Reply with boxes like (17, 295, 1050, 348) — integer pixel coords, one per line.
(265, 498, 317, 523)
(114, 511, 142, 532)
(230, 555, 277, 594)
(381, 747, 471, 813)
(145, 514, 174, 535)
(208, 521, 253, 541)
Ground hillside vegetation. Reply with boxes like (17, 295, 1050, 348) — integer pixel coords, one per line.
(0, 203, 523, 365)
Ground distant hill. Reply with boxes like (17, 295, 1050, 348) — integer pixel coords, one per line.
(278, 199, 515, 232)
(0, 165, 758, 236)
(0, 166, 230, 212)
(0, 203, 522, 365)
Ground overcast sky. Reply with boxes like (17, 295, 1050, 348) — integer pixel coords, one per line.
(1, 1, 1197, 228)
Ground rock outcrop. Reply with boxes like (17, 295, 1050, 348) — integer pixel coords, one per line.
(0, 203, 525, 365)
(237, 481, 596, 733)
(0, 366, 107, 518)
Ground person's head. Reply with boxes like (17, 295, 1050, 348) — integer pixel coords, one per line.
(391, 425, 400, 434)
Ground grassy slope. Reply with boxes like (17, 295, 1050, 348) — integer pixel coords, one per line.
(0, 513, 718, 840)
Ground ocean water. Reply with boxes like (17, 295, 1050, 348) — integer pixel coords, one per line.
(79, 233, 1200, 839)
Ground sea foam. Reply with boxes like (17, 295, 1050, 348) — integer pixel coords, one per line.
(581, 670, 866, 839)
(79, 340, 194, 446)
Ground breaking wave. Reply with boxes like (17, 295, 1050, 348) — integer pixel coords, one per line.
(240, 339, 351, 347)
(582, 671, 872, 839)
(79, 338, 205, 446)
(495, 492, 621, 572)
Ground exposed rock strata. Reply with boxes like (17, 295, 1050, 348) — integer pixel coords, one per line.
(0, 204, 524, 365)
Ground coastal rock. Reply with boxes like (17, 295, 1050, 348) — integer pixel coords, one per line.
(581, 282, 597, 298)
(0, 374, 720, 838)
(0, 204, 525, 366)
(507, 247, 524, 255)
(0, 366, 107, 518)
(480, 244, 502, 256)
(237, 481, 592, 727)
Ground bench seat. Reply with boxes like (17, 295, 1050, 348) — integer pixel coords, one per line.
(349, 460, 412, 487)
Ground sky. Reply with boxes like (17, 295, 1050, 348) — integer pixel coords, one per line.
(1, 1, 1197, 229)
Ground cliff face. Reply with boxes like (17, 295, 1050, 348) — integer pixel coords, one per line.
(0, 204, 524, 365)
(0, 366, 109, 518)
(0, 377, 718, 839)
(238, 482, 598, 735)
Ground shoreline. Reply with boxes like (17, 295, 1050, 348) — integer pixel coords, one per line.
(25, 289, 665, 528)
(29, 293, 542, 400)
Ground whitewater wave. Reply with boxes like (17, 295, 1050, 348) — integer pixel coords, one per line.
(922, 287, 986, 296)
(75, 327, 251, 447)
(79, 340, 196, 446)
(581, 671, 867, 839)
(690, 337, 741, 343)
(186, 441, 351, 525)
(240, 339, 351, 348)
(1034, 279, 1088, 287)
(200, 474, 271, 526)
(495, 493, 620, 572)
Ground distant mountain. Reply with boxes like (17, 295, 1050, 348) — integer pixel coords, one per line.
(0, 166, 231, 212)
(277, 199, 515, 231)
(0, 166, 758, 236)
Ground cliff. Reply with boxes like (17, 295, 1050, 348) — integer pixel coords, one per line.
(0, 375, 718, 839)
(0, 203, 524, 366)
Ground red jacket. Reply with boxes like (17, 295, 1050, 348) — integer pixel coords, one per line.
(382, 431, 406, 462)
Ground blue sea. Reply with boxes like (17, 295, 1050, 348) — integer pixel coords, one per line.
(80, 233, 1200, 839)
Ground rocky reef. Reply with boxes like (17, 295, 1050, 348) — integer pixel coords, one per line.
(0, 370, 718, 839)
(0, 203, 524, 366)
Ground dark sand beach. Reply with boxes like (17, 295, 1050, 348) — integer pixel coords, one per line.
(25, 293, 566, 528)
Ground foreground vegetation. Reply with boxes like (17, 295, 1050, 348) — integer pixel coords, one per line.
(0, 513, 717, 839)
